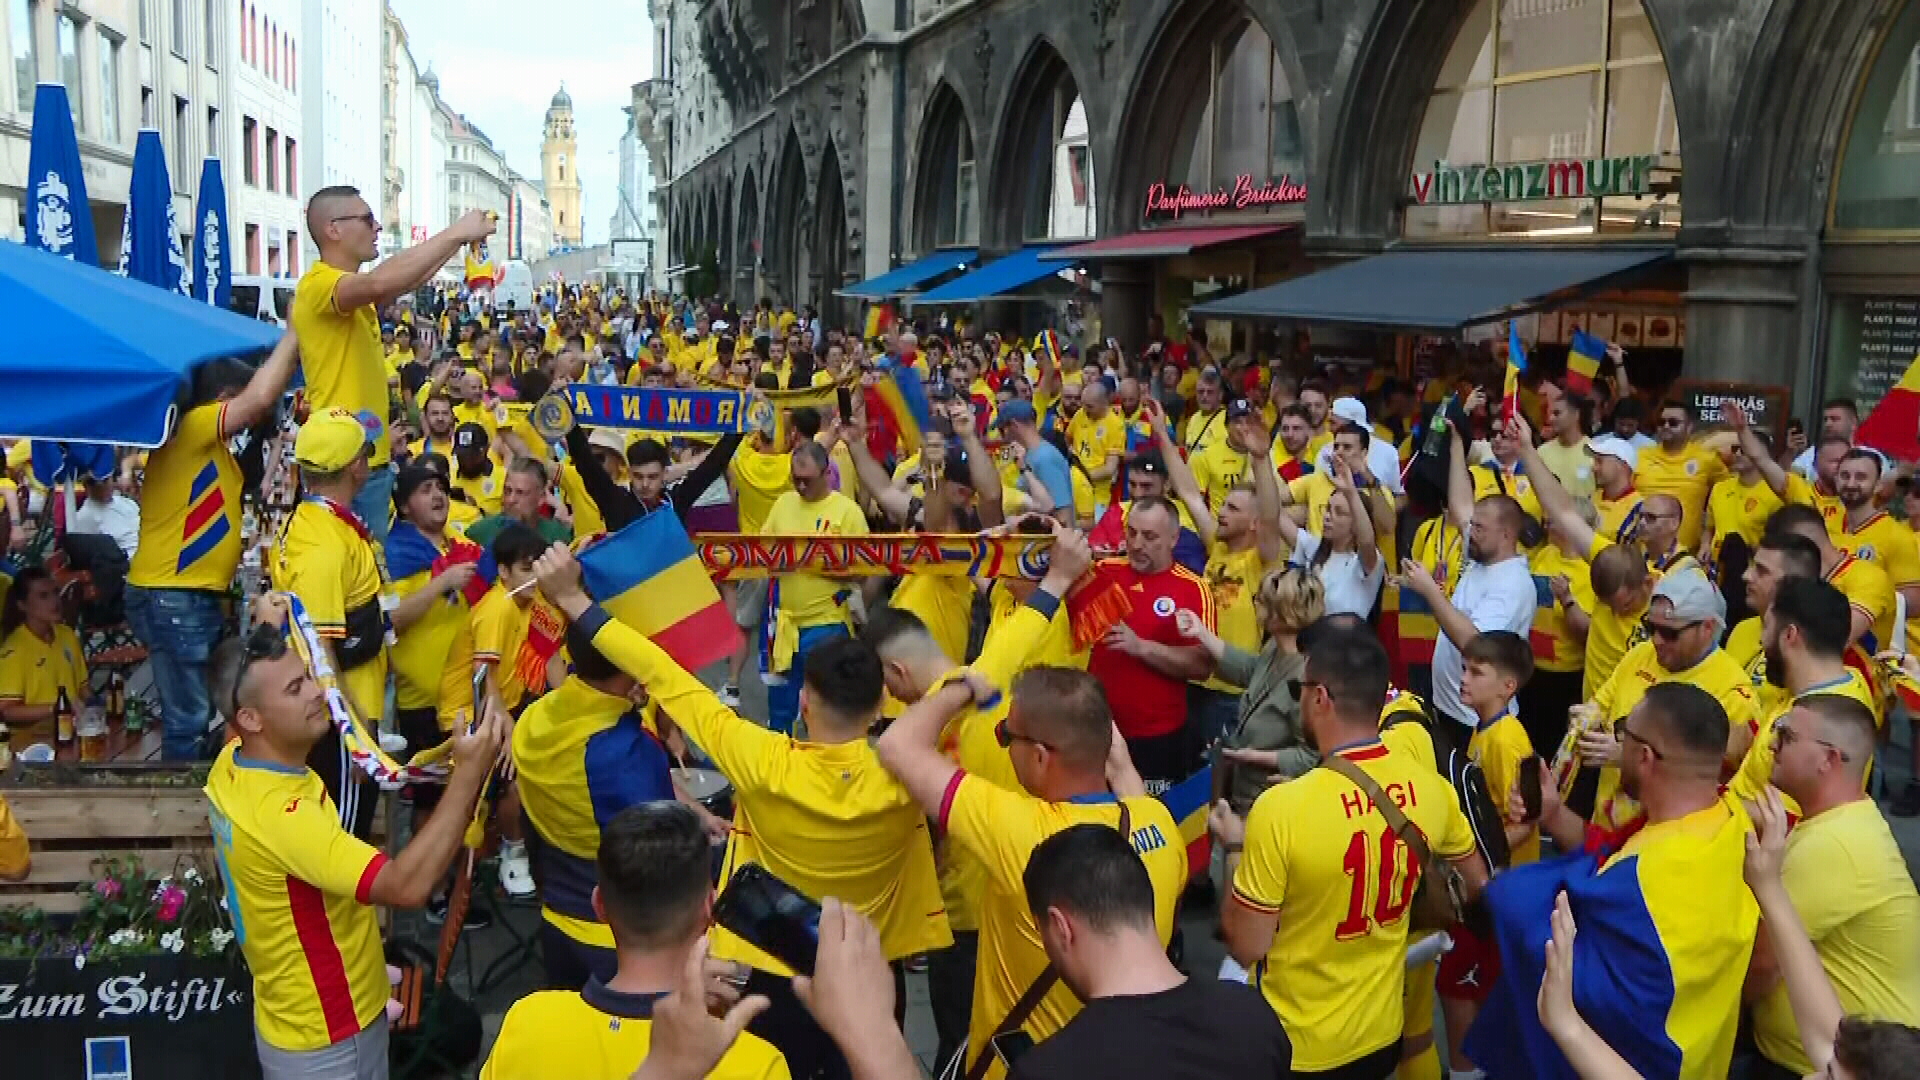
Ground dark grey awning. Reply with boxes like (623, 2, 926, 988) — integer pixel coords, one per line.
(1190, 246, 1673, 331)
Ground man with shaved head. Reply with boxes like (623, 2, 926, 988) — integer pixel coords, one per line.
(293, 187, 495, 539)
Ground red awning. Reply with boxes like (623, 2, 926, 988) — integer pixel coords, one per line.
(1041, 224, 1294, 262)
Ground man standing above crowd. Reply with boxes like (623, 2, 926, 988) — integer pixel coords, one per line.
(206, 605, 506, 1079)
(762, 442, 868, 736)
(1087, 496, 1215, 791)
(297, 188, 496, 539)
(1214, 623, 1483, 1080)
(271, 407, 390, 839)
(128, 331, 300, 761)
(1634, 401, 1725, 553)
(877, 530, 1186, 1080)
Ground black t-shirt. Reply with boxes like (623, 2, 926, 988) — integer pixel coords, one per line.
(1009, 977, 1291, 1080)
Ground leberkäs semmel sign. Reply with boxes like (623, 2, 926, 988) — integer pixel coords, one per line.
(1410, 154, 1661, 205)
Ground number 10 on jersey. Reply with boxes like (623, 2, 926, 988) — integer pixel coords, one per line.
(1335, 827, 1419, 940)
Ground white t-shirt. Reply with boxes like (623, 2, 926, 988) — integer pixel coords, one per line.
(1791, 443, 1885, 480)
(72, 493, 141, 558)
(1429, 553, 1536, 727)
(1289, 531, 1384, 619)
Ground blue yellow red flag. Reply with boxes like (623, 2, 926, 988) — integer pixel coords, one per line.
(1567, 329, 1606, 395)
(1156, 765, 1212, 880)
(578, 509, 741, 672)
(1504, 321, 1528, 425)
(871, 358, 934, 457)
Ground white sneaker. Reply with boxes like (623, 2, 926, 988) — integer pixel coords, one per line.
(498, 840, 536, 899)
(718, 683, 742, 708)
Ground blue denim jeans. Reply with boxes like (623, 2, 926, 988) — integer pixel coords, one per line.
(765, 623, 849, 736)
(351, 464, 395, 545)
(124, 585, 227, 761)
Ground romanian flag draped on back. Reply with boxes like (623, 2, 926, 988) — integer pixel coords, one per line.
(1156, 765, 1212, 879)
(1566, 329, 1607, 396)
(870, 358, 934, 457)
(1465, 799, 1759, 1080)
(578, 509, 742, 672)
(1853, 349, 1920, 463)
(1504, 321, 1528, 425)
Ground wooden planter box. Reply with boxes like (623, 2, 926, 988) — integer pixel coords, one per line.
(0, 768, 214, 916)
(0, 953, 259, 1078)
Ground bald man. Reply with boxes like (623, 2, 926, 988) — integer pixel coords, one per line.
(293, 187, 495, 538)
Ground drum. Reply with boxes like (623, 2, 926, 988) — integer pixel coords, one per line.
(676, 766, 734, 823)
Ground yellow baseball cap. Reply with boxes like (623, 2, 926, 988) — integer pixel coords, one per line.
(295, 407, 372, 471)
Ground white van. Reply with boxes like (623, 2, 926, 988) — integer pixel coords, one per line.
(229, 275, 297, 325)
(496, 260, 535, 314)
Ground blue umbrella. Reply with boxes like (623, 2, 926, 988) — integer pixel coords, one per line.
(120, 128, 188, 293)
(190, 157, 232, 308)
(23, 83, 99, 265)
(0, 239, 279, 448)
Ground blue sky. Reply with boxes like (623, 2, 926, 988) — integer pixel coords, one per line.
(390, 0, 655, 246)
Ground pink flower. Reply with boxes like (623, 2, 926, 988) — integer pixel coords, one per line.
(93, 878, 122, 900)
(156, 885, 186, 924)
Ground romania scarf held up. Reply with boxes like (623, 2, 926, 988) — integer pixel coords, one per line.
(283, 592, 453, 790)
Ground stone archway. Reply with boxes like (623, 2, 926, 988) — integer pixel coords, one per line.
(910, 80, 978, 253)
(765, 126, 809, 309)
(736, 165, 761, 307)
(815, 138, 852, 329)
(984, 37, 1094, 248)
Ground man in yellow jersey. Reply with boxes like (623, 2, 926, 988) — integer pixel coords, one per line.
(1269, 404, 1317, 483)
(1525, 510, 1595, 756)
(1569, 568, 1758, 830)
(1528, 682, 1759, 1080)
(1634, 401, 1725, 552)
(544, 554, 946, 1080)
(481, 802, 791, 1080)
(1726, 400, 1848, 536)
(1215, 622, 1484, 1080)
(1535, 391, 1594, 499)
(722, 391, 798, 707)
(1160, 405, 1285, 746)
(875, 531, 1187, 1080)
(1468, 420, 1543, 531)
(298, 188, 495, 539)
(1769, 504, 1896, 653)
(1297, 378, 1335, 460)
(1702, 428, 1783, 619)
(1182, 368, 1229, 456)
(1729, 578, 1883, 809)
(1829, 449, 1920, 645)
(206, 610, 505, 1079)
(1725, 531, 1826, 712)
(1067, 380, 1127, 507)
(1187, 397, 1254, 519)
(761, 441, 868, 736)
(127, 331, 300, 761)
(1586, 435, 1646, 545)
(1747, 692, 1920, 1079)
(1281, 423, 1397, 563)
(409, 394, 459, 463)
(510, 567, 680, 991)
(271, 407, 391, 840)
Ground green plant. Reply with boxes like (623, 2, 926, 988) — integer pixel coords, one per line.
(0, 853, 240, 968)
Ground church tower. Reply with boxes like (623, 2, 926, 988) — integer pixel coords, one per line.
(542, 84, 583, 248)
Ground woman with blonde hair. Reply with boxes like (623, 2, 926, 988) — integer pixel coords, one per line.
(1175, 561, 1327, 815)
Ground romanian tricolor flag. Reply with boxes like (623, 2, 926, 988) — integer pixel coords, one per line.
(177, 460, 233, 574)
(1157, 765, 1212, 880)
(1567, 329, 1606, 396)
(578, 509, 741, 672)
(1504, 321, 1528, 425)
(1465, 796, 1758, 1080)
(870, 358, 934, 457)
(1530, 574, 1559, 662)
(1853, 350, 1920, 463)
(464, 242, 500, 290)
(1034, 329, 1063, 373)
(1389, 583, 1440, 690)
(863, 303, 895, 341)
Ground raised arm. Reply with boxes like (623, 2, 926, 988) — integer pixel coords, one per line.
(1143, 397, 1216, 544)
(1725, 401, 1790, 501)
(1234, 416, 1287, 566)
(335, 211, 496, 312)
(1744, 788, 1848, 1073)
(1335, 457, 1378, 574)
(221, 331, 303, 436)
(1513, 413, 1598, 555)
(1445, 391, 1482, 530)
(838, 418, 912, 527)
(945, 400, 1004, 529)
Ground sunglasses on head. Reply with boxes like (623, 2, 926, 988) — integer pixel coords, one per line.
(229, 624, 288, 722)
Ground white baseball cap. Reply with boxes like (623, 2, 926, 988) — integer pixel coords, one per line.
(1331, 397, 1369, 427)
(1586, 435, 1639, 472)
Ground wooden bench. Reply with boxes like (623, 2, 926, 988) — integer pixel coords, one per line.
(0, 782, 214, 915)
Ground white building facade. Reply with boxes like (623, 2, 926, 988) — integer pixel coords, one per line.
(443, 108, 508, 225)
(300, 0, 376, 261)
(378, 2, 442, 257)
(507, 169, 549, 261)
(228, 0, 302, 276)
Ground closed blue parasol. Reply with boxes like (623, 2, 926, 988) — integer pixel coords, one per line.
(23, 83, 99, 265)
(120, 129, 189, 294)
(190, 157, 232, 308)
(0, 239, 279, 449)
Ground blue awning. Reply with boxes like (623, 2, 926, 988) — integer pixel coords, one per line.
(1190, 246, 1673, 331)
(908, 245, 1077, 306)
(837, 248, 977, 299)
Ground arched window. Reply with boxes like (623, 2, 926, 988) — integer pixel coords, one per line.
(913, 86, 976, 251)
(1165, 19, 1304, 194)
(1405, 0, 1680, 239)
(1002, 46, 1095, 243)
(1832, 3, 1920, 231)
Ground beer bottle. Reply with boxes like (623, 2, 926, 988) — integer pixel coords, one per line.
(106, 674, 125, 727)
(55, 687, 74, 745)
